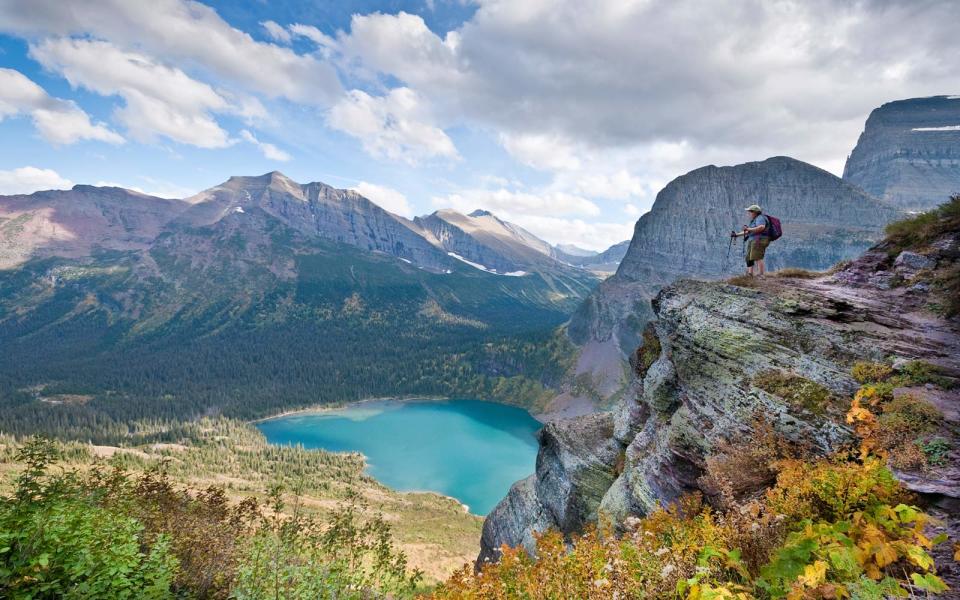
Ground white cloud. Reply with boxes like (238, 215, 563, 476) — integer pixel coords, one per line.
(335, 2, 960, 177)
(0, 67, 123, 145)
(623, 203, 640, 217)
(499, 133, 580, 171)
(289, 23, 339, 54)
(93, 177, 195, 198)
(507, 215, 633, 252)
(239, 130, 291, 162)
(0, 0, 342, 105)
(352, 181, 414, 217)
(434, 188, 599, 218)
(328, 87, 458, 165)
(0, 166, 73, 195)
(30, 38, 233, 148)
(260, 20, 291, 44)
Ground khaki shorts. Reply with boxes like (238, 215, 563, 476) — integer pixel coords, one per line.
(746, 237, 770, 262)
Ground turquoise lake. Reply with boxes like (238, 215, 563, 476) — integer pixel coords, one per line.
(256, 399, 542, 515)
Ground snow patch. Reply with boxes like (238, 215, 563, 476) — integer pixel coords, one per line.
(912, 125, 960, 131)
(232, 206, 245, 214)
(446, 252, 528, 276)
(398, 257, 412, 264)
(448, 252, 494, 272)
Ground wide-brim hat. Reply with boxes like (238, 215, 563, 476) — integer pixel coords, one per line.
(745, 204, 762, 212)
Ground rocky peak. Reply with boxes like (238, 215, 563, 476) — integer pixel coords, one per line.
(843, 95, 960, 211)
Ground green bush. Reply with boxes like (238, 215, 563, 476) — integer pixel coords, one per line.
(0, 440, 178, 599)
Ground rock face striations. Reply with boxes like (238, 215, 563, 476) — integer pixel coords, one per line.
(843, 96, 960, 212)
(559, 156, 900, 413)
(481, 221, 960, 564)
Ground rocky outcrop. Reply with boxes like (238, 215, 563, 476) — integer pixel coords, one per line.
(843, 96, 960, 211)
(559, 156, 902, 414)
(481, 227, 960, 563)
(478, 412, 622, 563)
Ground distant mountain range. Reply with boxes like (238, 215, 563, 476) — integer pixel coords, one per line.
(0, 172, 619, 439)
(0, 170, 627, 276)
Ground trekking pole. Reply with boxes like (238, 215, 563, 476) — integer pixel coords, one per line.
(726, 232, 735, 265)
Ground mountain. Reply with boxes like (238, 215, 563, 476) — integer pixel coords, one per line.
(0, 173, 600, 441)
(556, 156, 901, 414)
(553, 240, 630, 272)
(413, 208, 558, 274)
(554, 244, 596, 257)
(480, 206, 960, 564)
(0, 185, 187, 269)
(843, 95, 960, 211)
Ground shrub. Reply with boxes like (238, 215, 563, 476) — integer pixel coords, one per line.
(898, 360, 955, 389)
(727, 275, 762, 288)
(918, 437, 951, 467)
(851, 361, 893, 384)
(753, 370, 834, 414)
(632, 324, 662, 378)
(0, 440, 178, 599)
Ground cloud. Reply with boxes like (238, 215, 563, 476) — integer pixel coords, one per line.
(505, 215, 633, 252)
(328, 87, 458, 165)
(239, 129, 291, 162)
(499, 133, 580, 171)
(434, 187, 599, 218)
(0, 0, 342, 105)
(289, 23, 338, 54)
(260, 20, 291, 44)
(0, 166, 73, 195)
(93, 177, 195, 198)
(352, 181, 414, 217)
(0, 68, 123, 145)
(30, 38, 233, 148)
(336, 2, 960, 175)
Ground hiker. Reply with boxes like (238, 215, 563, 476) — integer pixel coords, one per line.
(731, 204, 770, 276)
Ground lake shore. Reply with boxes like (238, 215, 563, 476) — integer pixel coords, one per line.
(249, 395, 549, 424)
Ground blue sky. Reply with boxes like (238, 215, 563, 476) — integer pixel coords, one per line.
(1, 0, 958, 250)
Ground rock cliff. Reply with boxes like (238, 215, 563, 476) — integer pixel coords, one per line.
(558, 156, 901, 415)
(843, 96, 960, 212)
(480, 218, 960, 565)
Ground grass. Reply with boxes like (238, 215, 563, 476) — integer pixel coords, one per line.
(884, 194, 960, 254)
(774, 268, 822, 279)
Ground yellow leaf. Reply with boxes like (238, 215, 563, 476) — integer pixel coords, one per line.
(799, 560, 828, 587)
(874, 543, 898, 567)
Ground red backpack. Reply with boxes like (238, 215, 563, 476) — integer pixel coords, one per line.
(765, 214, 783, 241)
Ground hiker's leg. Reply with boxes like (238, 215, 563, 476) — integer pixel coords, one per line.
(758, 259, 765, 276)
(746, 259, 755, 275)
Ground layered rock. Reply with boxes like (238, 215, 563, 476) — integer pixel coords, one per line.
(481, 228, 960, 562)
(843, 96, 960, 211)
(559, 156, 901, 414)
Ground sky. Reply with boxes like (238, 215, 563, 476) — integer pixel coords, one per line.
(1, 1, 958, 251)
